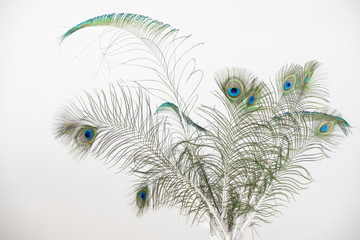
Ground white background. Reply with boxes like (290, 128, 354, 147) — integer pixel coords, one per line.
(1, 0, 359, 239)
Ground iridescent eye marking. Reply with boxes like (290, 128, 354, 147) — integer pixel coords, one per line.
(77, 126, 97, 145)
(282, 75, 296, 93)
(318, 121, 332, 135)
(248, 96, 255, 104)
(285, 82, 292, 89)
(246, 91, 259, 107)
(304, 71, 312, 85)
(137, 187, 149, 208)
(225, 78, 244, 101)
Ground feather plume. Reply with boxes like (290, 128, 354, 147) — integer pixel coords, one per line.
(55, 13, 351, 240)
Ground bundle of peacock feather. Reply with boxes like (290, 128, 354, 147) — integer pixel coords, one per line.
(54, 13, 351, 240)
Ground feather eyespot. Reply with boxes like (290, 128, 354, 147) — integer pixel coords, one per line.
(303, 71, 312, 85)
(248, 96, 255, 104)
(318, 121, 332, 135)
(137, 187, 148, 208)
(225, 78, 244, 101)
(245, 92, 259, 107)
(76, 126, 97, 145)
(282, 75, 296, 93)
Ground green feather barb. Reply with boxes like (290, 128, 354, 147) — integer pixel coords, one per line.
(60, 13, 175, 43)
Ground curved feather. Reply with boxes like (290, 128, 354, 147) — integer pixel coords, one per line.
(155, 102, 208, 133)
(271, 110, 351, 136)
(60, 13, 176, 43)
(60, 13, 204, 130)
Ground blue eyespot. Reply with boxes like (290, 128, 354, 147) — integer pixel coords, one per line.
(228, 87, 239, 96)
(140, 192, 146, 200)
(225, 78, 244, 100)
(283, 76, 296, 93)
(84, 129, 93, 140)
(319, 122, 332, 134)
(320, 125, 328, 132)
(248, 96, 255, 105)
(304, 72, 312, 85)
(77, 126, 97, 145)
(284, 81, 292, 90)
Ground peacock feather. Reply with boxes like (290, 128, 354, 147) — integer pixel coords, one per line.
(136, 186, 150, 215)
(55, 13, 351, 240)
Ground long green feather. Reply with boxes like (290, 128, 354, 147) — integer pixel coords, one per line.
(60, 13, 175, 43)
